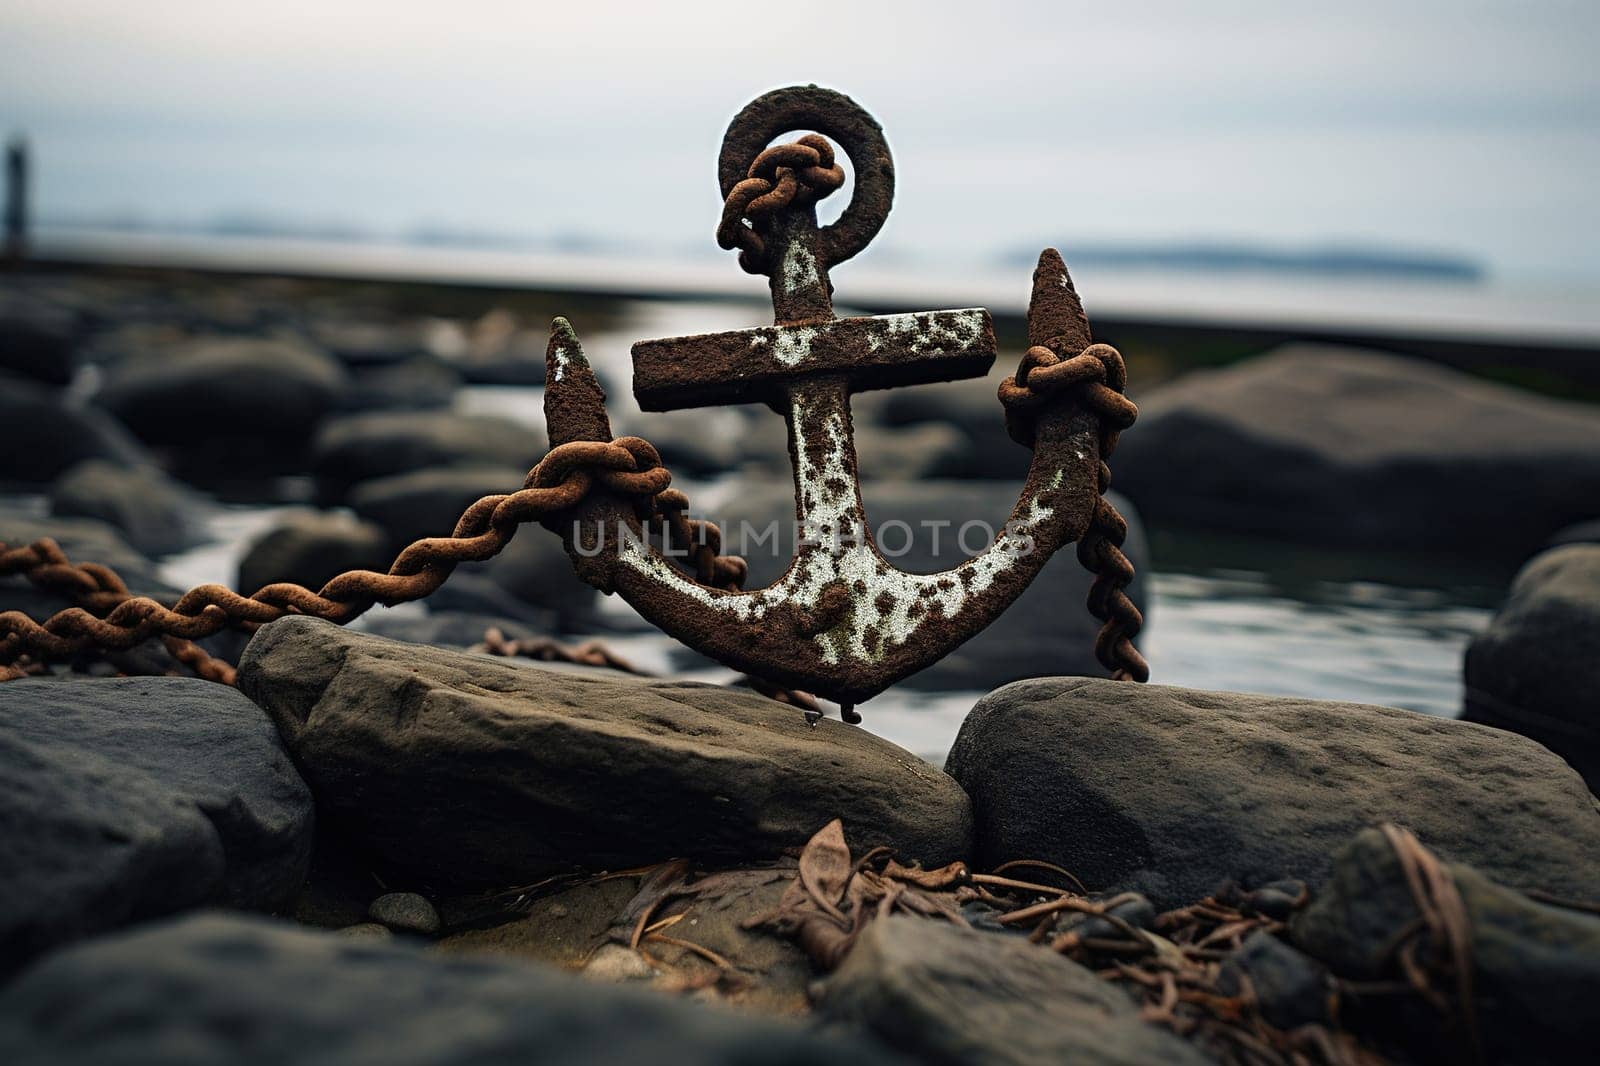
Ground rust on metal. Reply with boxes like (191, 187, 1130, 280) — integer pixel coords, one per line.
(544, 85, 1145, 711)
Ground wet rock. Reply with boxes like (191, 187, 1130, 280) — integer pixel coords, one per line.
(945, 677, 1600, 910)
(819, 916, 1209, 1066)
(335, 353, 462, 412)
(95, 337, 348, 476)
(0, 511, 176, 621)
(308, 319, 432, 367)
(1292, 826, 1600, 1065)
(50, 459, 208, 556)
(0, 678, 314, 977)
(0, 913, 902, 1065)
(1111, 345, 1600, 558)
(313, 411, 544, 502)
(0, 373, 151, 484)
(613, 409, 783, 478)
(368, 892, 441, 936)
(339, 923, 394, 940)
(854, 423, 974, 481)
(236, 511, 391, 595)
(1547, 518, 1600, 547)
(0, 305, 80, 385)
(348, 466, 600, 629)
(1464, 545, 1600, 793)
(694, 478, 1148, 687)
(1216, 932, 1330, 1030)
(869, 371, 1022, 480)
(238, 618, 973, 890)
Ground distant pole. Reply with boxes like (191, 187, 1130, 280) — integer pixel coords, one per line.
(5, 136, 27, 264)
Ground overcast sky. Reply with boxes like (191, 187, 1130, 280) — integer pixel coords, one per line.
(3, 0, 1598, 281)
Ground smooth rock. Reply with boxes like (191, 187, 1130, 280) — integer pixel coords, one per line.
(1464, 544, 1600, 793)
(0, 913, 902, 1065)
(945, 677, 1600, 910)
(338, 923, 394, 940)
(0, 373, 151, 484)
(95, 336, 348, 474)
(1293, 826, 1600, 1065)
(312, 410, 544, 502)
(368, 892, 441, 936)
(687, 478, 1148, 687)
(237, 618, 973, 889)
(868, 371, 1023, 480)
(334, 353, 461, 412)
(0, 678, 314, 976)
(50, 459, 208, 556)
(237, 511, 391, 595)
(0, 305, 79, 385)
(348, 465, 600, 628)
(0, 511, 176, 622)
(819, 916, 1209, 1066)
(1111, 345, 1600, 557)
(582, 943, 657, 981)
(1216, 931, 1331, 1030)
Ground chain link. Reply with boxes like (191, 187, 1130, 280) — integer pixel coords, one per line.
(998, 341, 1149, 683)
(0, 437, 747, 682)
(715, 133, 845, 275)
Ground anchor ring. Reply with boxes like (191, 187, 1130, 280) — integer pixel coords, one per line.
(717, 85, 895, 271)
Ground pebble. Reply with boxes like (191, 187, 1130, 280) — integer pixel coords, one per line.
(368, 893, 441, 936)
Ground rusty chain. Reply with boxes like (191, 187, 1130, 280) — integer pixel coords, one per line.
(999, 340, 1149, 682)
(0, 437, 751, 683)
(716, 133, 845, 275)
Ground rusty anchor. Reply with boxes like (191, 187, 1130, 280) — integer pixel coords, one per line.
(542, 86, 1137, 716)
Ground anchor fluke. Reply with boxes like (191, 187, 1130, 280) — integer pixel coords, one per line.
(544, 317, 613, 447)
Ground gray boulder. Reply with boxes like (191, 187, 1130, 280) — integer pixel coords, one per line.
(237, 511, 391, 595)
(334, 354, 461, 412)
(868, 370, 1023, 480)
(1112, 345, 1600, 557)
(0, 678, 314, 976)
(237, 617, 972, 889)
(0, 305, 79, 385)
(688, 478, 1148, 688)
(312, 410, 544, 502)
(0, 913, 901, 1066)
(1293, 826, 1600, 1065)
(348, 465, 600, 629)
(0, 373, 151, 485)
(1464, 544, 1600, 793)
(945, 677, 1600, 909)
(0, 512, 176, 622)
(820, 916, 1209, 1066)
(95, 336, 348, 473)
(50, 459, 208, 556)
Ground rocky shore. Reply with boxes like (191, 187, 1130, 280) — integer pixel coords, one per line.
(4, 269, 1600, 1063)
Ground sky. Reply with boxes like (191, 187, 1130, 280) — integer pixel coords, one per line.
(3, 0, 1598, 282)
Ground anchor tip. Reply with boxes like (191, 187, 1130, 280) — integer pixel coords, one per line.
(1027, 248, 1091, 352)
(544, 317, 613, 446)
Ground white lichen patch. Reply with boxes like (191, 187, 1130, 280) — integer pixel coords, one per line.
(781, 242, 821, 295)
(613, 380, 1058, 668)
(551, 346, 571, 382)
(864, 309, 987, 358)
(773, 326, 819, 367)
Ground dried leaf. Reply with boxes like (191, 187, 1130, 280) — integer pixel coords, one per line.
(797, 819, 853, 923)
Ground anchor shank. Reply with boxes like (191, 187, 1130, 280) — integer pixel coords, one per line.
(765, 204, 834, 325)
